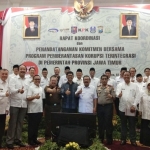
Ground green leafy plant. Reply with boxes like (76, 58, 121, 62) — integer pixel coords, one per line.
(39, 140, 59, 150)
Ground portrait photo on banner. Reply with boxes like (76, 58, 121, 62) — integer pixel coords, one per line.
(120, 13, 138, 38)
(23, 15, 40, 38)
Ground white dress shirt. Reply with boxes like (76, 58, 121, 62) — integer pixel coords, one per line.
(130, 76, 136, 82)
(40, 76, 49, 99)
(139, 91, 150, 120)
(9, 76, 29, 108)
(58, 74, 68, 87)
(0, 79, 9, 114)
(26, 75, 34, 86)
(9, 73, 18, 80)
(116, 82, 140, 112)
(143, 76, 150, 83)
(107, 78, 115, 88)
(90, 77, 100, 89)
(135, 82, 146, 93)
(75, 85, 97, 113)
(73, 77, 83, 85)
(114, 76, 124, 91)
(27, 84, 43, 113)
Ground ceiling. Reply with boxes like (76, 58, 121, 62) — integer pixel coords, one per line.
(0, 0, 150, 11)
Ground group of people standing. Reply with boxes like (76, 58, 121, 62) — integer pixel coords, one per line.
(0, 65, 150, 149)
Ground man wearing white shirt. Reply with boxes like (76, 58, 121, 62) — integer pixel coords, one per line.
(26, 67, 35, 86)
(27, 75, 43, 146)
(116, 71, 140, 146)
(58, 66, 70, 87)
(143, 68, 150, 83)
(6, 65, 28, 149)
(114, 67, 127, 116)
(53, 67, 60, 85)
(73, 68, 83, 85)
(129, 67, 136, 82)
(89, 67, 99, 88)
(9, 65, 19, 79)
(0, 69, 9, 148)
(40, 68, 49, 108)
(75, 75, 97, 113)
(105, 69, 115, 88)
(136, 74, 146, 93)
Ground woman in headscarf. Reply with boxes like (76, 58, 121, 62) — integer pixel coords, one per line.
(139, 82, 150, 146)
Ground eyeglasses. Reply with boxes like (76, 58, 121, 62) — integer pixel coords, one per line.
(101, 78, 108, 80)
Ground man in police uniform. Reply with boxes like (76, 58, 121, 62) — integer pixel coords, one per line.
(97, 74, 115, 145)
(44, 76, 61, 139)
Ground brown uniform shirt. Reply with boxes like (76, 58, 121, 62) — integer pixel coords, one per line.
(45, 85, 61, 105)
(97, 85, 115, 104)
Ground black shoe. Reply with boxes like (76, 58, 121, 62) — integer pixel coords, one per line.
(6, 144, 14, 149)
(34, 140, 42, 145)
(120, 140, 126, 145)
(28, 141, 37, 146)
(14, 140, 26, 147)
(131, 141, 137, 146)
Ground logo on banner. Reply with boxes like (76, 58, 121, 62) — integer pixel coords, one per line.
(48, 28, 59, 33)
(98, 26, 103, 33)
(22, 61, 38, 75)
(71, 26, 77, 34)
(74, 0, 94, 20)
(78, 28, 89, 32)
(60, 28, 70, 32)
(90, 26, 96, 33)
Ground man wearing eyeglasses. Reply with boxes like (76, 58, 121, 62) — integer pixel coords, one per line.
(97, 75, 115, 145)
(27, 75, 43, 146)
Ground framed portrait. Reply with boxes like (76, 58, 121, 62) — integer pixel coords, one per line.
(120, 13, 138, 38)
(23, 15, 40, 39)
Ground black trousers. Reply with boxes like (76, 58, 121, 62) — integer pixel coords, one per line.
(97, 103, 113, 142)
(28, 113, 43, 143)
(114, 97, 120, 116)
(119, 111, 136, 142)
(45, 104, 61, 138)
(0, 114, 6, 146)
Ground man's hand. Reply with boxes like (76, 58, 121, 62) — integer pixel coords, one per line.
(65, 88, 71, 95)
(35, 93, 40, 99)
(118, 91, 122, 98)
(5, 90, 9, 97)
(93, 108, 96, 114)
(18, 86, 24, 94)
(130, 106, 136, 113)
(78, 88, 82, 95)
(144, 77, 148, 83)
(107, 93, 112, 99)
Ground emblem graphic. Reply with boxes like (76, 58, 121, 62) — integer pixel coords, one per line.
(74, 0, 94, 20)
(98, 26, 103, 33)
(71, 26, 77, 34)
(90, 26, 96, 33)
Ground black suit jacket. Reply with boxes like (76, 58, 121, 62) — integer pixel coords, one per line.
(122, 26, 136, 36)
(25, 27, 38, 37)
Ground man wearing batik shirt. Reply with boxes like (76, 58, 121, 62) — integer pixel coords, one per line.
(61, 71, 78, 113)
(0, 69, 9, 148)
